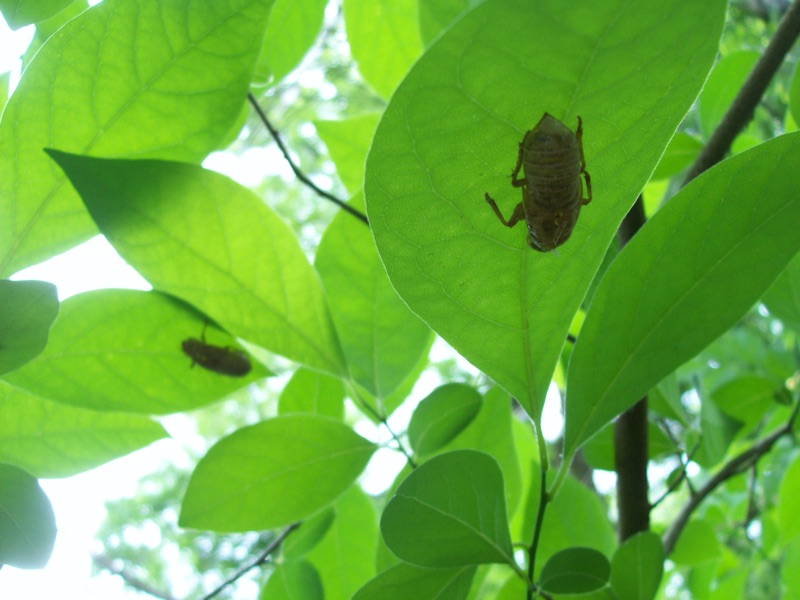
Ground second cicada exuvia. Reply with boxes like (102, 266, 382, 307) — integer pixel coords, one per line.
(485, 112, 592, 252)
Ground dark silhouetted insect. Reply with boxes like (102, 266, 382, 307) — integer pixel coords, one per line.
(484, 112, 592, 252)
(181, 324, 252, 377)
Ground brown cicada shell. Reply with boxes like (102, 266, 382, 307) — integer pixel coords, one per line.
(485, 113, 592, 252)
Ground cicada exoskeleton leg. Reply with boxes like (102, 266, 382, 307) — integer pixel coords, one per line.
(575, 116, 592, 205)
(484, 193, 526, 228)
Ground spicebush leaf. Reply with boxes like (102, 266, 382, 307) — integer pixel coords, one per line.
(365, 0, 725, 422)
(565, 132, 800, 459)
(0, 0, 273, 275)
(0, 280, 58, 375)
(45, 152, 347, 377)
(381, 449, 514, 568)
(180, 415, 376, 531)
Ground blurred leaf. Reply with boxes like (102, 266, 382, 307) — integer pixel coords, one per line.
(366, 0, 725, 422)
(0, 0, 273, 275)
(259, 560, 324, 600)
(418, 0, 478, 45)
(408, 383, 482, 456)
(652, 132, 703, 180)
(256, 0, 327, 85)
(763, 251, 800, 334)
(782, 536, 800, 595)
(0, 464, 56, 568)
(180, 415, 376, 531)
(778, 455, 800, 544)
(344, 0, 423, 98)
(46, 152, 347, 377)
(308, 485, 378, 600)
(5, 289, 268, 413)
(281, 508, 335, 560)
(670, 519, 721, 565)
(539, 547, 610, 594)
(791, 61, 800, 126)
(0, 0, 75, 29)
(694, 394, 743, 468)
(278, 367, 345, 419)
(565, 132, 800, 459)
(610, 531, 664, 600)
(710, 375, 779, 430)
(0, 280, 58, 375)
(381, 449, 514, 568)
(0, 380, 167, 478)
(582, 421, 674, 472)
(316, 193, 430, 396)
(698, 50, 759, 138)
(315, 114, 381, 193)
(353, 562, 475, 600)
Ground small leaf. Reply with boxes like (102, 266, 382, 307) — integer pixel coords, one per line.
(610, 531, 665, 600)
(353, 562, 475, 600)
(778, 455, 800, 543)
(259, 560, 323, 600)
(693, 395, 743, 468)
(180, 415, 376, 531)
(539, 547, 610, 594)
(408, 383, 482, 455)
(652, 132, 703, 180)
(278, 367, 345, 419)
(698, 51, 760, 138)
(46, 152, 347, 377)
(381, 449, 514, 568)
(0, 280, 59, 375)
(281, 508, 335, 560)
(0, 464, 56, 568)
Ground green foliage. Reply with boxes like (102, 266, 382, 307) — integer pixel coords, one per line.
(0, 464, 56, 569)
(0, 279, 58, 375)
(2, 0, 800, 598)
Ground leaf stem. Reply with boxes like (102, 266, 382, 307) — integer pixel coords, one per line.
(526, 457, 550, 599)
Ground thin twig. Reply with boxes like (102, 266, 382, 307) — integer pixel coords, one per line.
(662, 400, 800, 555)
(247, 93, 370, 226)
(683, 0, 800, 184)
(91, 553, 177, 600)
(650, 441, 700, 510)
(200, 523, 300, 600)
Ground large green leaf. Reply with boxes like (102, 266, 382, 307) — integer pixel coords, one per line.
(0, 0, 273, 275)
(316, 195, 431, 397)
(0, 280, 58, 375)
(365, 0, 725, 421)
(381, 449, 514, 568)
(4, 289, 268, 414)
(670, 519, 721, 565)
(353, 562, 475, 600)
(46, 152, 347, 377)
(179, 415, 376, 531)
(0, 464, 56, 568)
(609, 532, 664, 600)
(0, 381, 167, 478)
(565, 132, 800, 458)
